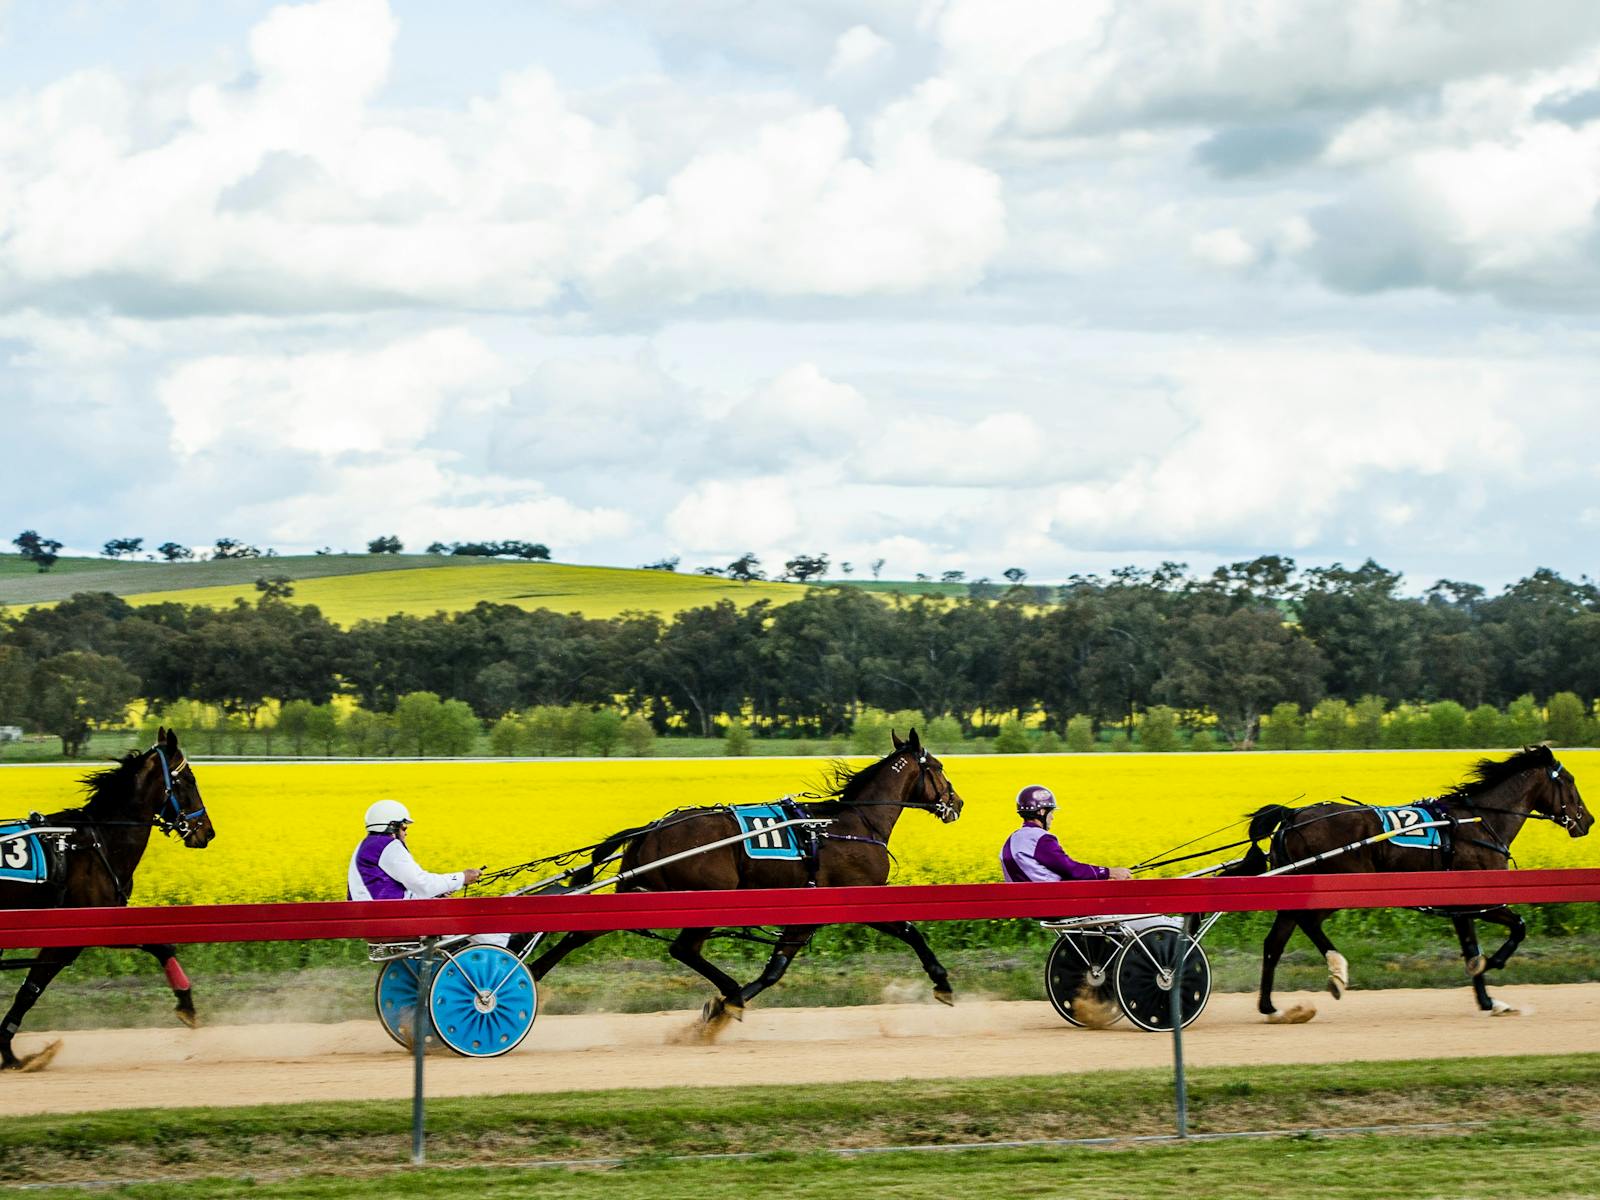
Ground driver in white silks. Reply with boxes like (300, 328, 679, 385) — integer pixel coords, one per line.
(347, 800, 509, 947)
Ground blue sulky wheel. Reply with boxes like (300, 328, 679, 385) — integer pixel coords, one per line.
(427, 945, 538, 1058)
(375, 957, 439, 1052)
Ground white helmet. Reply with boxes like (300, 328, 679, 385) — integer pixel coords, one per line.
(365, 799, 412, 832)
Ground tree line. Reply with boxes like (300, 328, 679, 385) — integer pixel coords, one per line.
(2, 556, 1599, 754)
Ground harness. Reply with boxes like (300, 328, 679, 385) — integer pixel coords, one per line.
(1265, 759, 1579, 873)
(1438, 759, 1578, 865)
(0, 745, 206, 909)
(476, 747, 953, 894)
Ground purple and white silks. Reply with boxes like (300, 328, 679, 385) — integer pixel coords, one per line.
(346, 833, 465, 901)
(999, 824, 1109, 883)
(346, 834, 510, 947)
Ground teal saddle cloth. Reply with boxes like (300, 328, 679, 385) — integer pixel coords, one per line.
(0, 820, 51, 884)
(1373, 803, 1445, 850)
(730, 803, 806, 861)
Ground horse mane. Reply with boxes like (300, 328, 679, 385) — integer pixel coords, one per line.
(1442, 744, 1556, 801)
(78, 750, 149, 815)
(811, 752, 901, 813)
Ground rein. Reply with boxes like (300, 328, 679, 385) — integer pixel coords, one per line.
(1132, 837, 1253, 874)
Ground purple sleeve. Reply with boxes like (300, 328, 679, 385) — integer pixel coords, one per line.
(1033, 833, 1110, 881)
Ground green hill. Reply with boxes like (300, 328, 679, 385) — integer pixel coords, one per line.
(0, 554, 805, 625)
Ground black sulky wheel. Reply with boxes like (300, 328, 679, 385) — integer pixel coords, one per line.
(1045, 930, 1124, 1028)
(1113, 926, 1210, 1033)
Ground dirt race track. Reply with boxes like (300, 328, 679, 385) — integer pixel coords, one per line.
(5, 983, 1600, 1117)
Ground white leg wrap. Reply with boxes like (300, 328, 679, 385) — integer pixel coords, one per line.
(1326, 950, 1349, 1000)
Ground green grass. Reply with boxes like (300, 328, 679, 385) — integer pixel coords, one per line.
(3, 1056, 1599, 1194)
(16, 1137, 1599, 1200)
(0, 555, 806, 625)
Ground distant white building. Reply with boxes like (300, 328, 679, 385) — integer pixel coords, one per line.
(0, 727, 21, 744)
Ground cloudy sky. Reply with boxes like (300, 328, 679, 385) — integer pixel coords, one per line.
(3, 0, 1599, 589)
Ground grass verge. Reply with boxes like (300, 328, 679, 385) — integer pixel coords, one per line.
(2, 1056, 1599, 1194)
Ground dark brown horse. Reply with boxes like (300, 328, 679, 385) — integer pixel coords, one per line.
(1228, 745, 1591, 1022)
(0, 728, 216, 1070)
(528, 729, 963, 1022)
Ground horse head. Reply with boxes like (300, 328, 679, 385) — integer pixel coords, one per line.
(891, 728, 963, 823)
(1538, 752, 1593, 838)
(142, 727, 216, 848)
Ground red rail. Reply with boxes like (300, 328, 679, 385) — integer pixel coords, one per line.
(2, 868, 1598, 949)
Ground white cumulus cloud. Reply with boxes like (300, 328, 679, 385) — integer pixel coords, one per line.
(158, 328, 512, 457)
(665, 478, 800, 555)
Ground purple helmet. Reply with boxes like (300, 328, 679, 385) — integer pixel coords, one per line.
(1016, 785, 1057, 818)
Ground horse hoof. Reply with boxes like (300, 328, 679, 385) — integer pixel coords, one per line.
(1467, 955, 1487, 977)
(17, 1040, 62, 1073)
(1266, 1004, 1316, 1025)
(701, 998, 742, 1024)
(934, 988, 954, 1007)
(1488, 1000, 1519, 1016)
(175, 1007, 198, 1029)
(1326, 951, 1349, 1000)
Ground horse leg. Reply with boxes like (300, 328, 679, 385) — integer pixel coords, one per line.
(1479, 906, 1527, 973)
(1259, 911, 1314, 1024)
(142, 944, 196, 1027)
(527, 929, 609, 981)
(0, 947, 81, 1071)
(1451, 915, 1498, 1012)
(668, 928, 747, 1022)
(866, 920, 954, 1006)
(736, 925, 819, 1007)
(1293, 911, 1347, 999)
(1472, 907, 1525, 1016)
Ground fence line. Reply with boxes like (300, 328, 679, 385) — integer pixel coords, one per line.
(3, 868, 1598, 949)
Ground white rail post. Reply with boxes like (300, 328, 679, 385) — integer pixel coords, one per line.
(411, 940, 437, 1164)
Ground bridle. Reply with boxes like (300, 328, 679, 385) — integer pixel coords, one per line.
(906, 749, 959, 822)
(1541, 760, 1582, 832)
(151, 745, 207, 838)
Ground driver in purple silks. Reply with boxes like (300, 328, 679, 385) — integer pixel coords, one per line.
(1000, 785, 1134, 883)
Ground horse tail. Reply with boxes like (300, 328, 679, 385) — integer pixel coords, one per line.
(1221, 804, 1296, 877)
(1246, 803, 1295, 843)
(565, 824, 651, 889)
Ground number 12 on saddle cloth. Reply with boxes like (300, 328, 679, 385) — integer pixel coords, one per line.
(1372, 802, 1446, 850)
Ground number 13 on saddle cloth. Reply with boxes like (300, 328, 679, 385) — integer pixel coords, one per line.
(0, 819, 61, 885)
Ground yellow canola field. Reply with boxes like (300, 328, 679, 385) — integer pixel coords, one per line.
(3, 750, 1596, 906)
